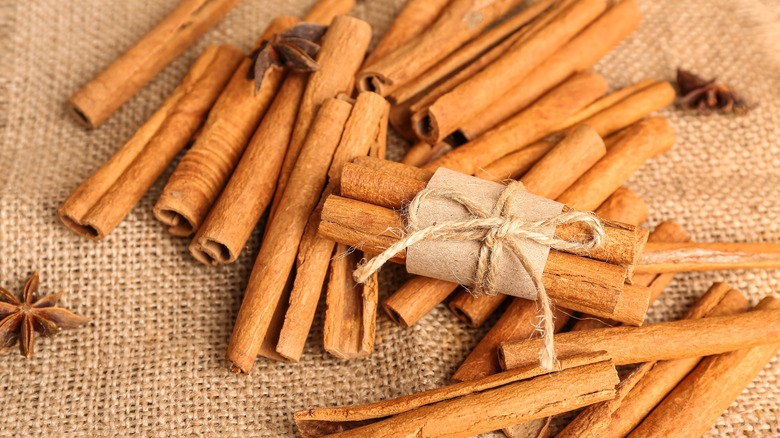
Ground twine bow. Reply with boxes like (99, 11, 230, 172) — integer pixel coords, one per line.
(353, 181, 606, 370)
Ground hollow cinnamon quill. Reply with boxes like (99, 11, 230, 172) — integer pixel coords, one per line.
(499, 307, 780, 370)
(424, 71, 608, 175)
(58, 45, 243, 239)
(68, 0, 241, 128)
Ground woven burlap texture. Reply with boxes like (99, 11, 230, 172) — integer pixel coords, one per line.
(1, 0, 779, 436)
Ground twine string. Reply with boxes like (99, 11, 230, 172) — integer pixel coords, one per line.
(353, 181, 606, 370)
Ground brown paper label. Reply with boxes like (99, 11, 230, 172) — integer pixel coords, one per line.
(406, 168, 564, 299)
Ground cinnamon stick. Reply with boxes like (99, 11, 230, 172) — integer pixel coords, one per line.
(275, 92, 389, 362)
(58, 45, 243, 239)
(268, 16, 372, 221)
(475, 80, 675, 180)
(557, 116, 676, 210)
(294, 352, 619, 438)
(629, 296, 780, 438)
(413, 0, 608, 143)
(456, 0, 642, 141)
(226, 97, 353, 374)
(68, 0, 241, 128)
(322, 246, 379, 359)
(451, 186, 648, 383)
(362, 0, 450, 68)
(189, 71, 307, 264)
(388, 0, 558, 105)
(636, 241, 780, 273)
(424, 71, 608, 175)
(571, 285, 749, 438)
(357, 0, 527, 96)
(499, 307, 780, 370)
(153, 17, 297, 236)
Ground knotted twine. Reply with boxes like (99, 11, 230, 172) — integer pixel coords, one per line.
(353, 180, 606, 370)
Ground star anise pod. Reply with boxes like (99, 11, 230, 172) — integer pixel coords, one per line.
(248, 22, 328, 94)
(676, 68, 750, 115)
(0, 271, 90, 358)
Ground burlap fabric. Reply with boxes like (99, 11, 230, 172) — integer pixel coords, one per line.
(1, 0, 779, 436)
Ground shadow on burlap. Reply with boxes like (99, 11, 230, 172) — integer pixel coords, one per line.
(0, 0, 779, 436)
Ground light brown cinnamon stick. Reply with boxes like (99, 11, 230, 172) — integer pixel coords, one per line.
(58, 45, 243, 239)
(424, 71, 608, 175)
(275, 92, 389, 362)
(636, 242, 780, 273)
(451, 186, 648, 383)
(475, 80, 675, 180)
(153, 17, 296, 236)
(413, 0, 607, 143)
(357, 0, 526, 96)
(388, 0, 558, 105)
(294, 352, 619, 438)
(401, 141, 451, 167)
(189, 72, 305, 264)
(556, 283, 750, 438)
(499, 307, 780, 370)
(268, 16, 372, 222)
(557, 116, 676, 210)
(226, 97, 353, 374)
(629, 296, 780, 438)
(362, 0, 450, 68)
(322, 246, 379, 359)
(68, 0, 241, 128)
(457, 0, 642, 141)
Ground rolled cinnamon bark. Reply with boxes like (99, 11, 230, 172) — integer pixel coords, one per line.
(357, 0, 527, 96)
(268, 16, 372, 221)
(189, 73, 306, 264)
(569, 285, 748, 438)
(451, 186, 649, 383)
(294, 352, 619, 438)
(322, 245, 379, 359)
(475, 81, 675, 180)
(499, 307, 780, 370)
(58, 45, 243, 239)
(275, 92, 389, 362)
(153, 17, 297, 236)
(557, 116, 676, 210)
(629, 296, 780, 438)
(637, 242, 780, 273)
(319, 195, 647, 323)
(226, 97, 353, 375)
(362, 0, 450, 68)
(424, 71, 608, 175)
(388, 0, 558, 105)
(401, 141, 451, 167)
(413, 0, 607, 143)
(68, 0, 241, 129)
(457, 0, 642, 141)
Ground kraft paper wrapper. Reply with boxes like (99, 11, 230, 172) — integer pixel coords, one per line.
(406, 168, 564, 300)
